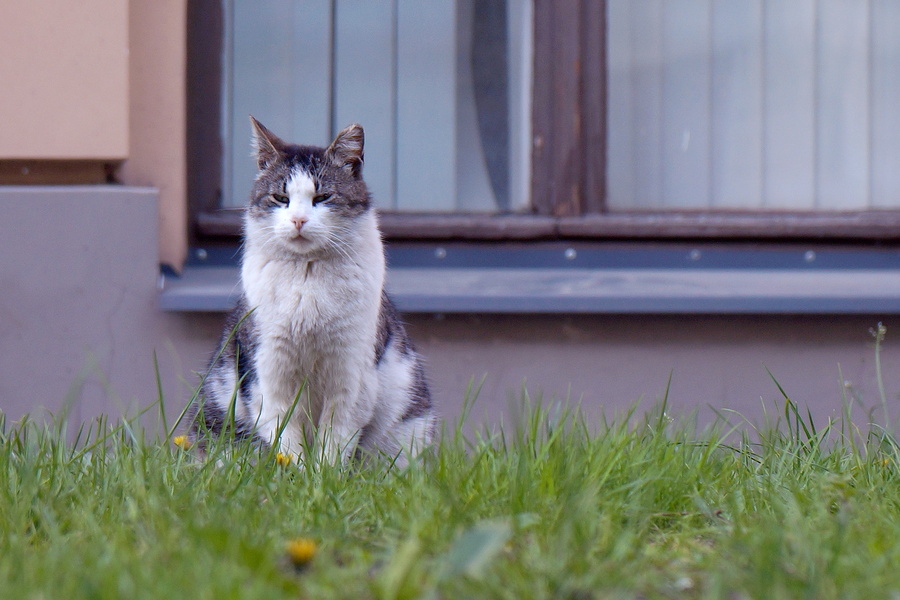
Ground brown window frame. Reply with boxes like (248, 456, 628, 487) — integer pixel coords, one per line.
(188, 0, 900, 246)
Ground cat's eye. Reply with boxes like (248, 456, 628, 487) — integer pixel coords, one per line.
(312, 193, 333, 206)
(271, 193, 289, 206)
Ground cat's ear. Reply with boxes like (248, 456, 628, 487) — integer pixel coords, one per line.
(325, 124, 364, 177)
(250, 116, 285, 170)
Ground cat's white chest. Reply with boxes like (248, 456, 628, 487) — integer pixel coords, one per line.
(244, 258, 339, 340)
(237, 211, 386, 438)
(241, 213, 384, 330)
(248, 260, 309, 313)
(241, 236, 384, 349)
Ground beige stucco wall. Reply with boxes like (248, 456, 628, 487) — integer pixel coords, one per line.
(120, 0, 188, 269)
(0, 2, 129, 159)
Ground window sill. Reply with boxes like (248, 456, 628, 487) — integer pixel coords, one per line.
(196, 209, 900, 242)
(160, 243, 900, 314)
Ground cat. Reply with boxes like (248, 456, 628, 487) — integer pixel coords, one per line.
(188, 117, 436, 467)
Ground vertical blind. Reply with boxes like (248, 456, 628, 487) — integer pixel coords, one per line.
(223, 0, 532, 213)
(607, 0, 900, 211)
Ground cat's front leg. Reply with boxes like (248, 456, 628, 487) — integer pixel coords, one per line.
(315, 373, 377, 465)
(251, 371, 309, 461)
(315, 420, 360, 466)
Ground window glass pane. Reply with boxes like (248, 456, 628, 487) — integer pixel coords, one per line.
(607, 0, 900, 211)
(222, 0, 532, 213)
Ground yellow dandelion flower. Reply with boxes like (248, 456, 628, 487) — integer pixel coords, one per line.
(285, 537, 317, 568)
(172, 435, 192, 450)
(276, 452, 293, 467)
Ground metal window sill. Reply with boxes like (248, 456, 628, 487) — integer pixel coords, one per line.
(159, 243, 900, 315)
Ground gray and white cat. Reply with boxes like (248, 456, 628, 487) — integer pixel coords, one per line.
(189, 117, 436, 467)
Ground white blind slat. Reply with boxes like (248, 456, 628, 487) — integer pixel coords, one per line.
(609, 0, 900, 212)
(711, 0, 763, 209)
(334, 0, 397, 210)
(817, 0, 870, 210)
(763, 0, 816, 209)
(871, 0, 900, 208)
(661, 0, 713, 208)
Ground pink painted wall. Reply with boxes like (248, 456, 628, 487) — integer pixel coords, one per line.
(0, 3, 129, 159)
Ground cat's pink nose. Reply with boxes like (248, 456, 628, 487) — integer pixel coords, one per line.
(292, 216, 308, 232)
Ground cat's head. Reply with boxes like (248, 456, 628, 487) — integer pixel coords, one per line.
(244, 117, 371, 258)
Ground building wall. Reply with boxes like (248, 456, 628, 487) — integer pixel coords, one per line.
(409, 314, 900, 432)
(0, 3, 129, 160)
(119, 0, 188, 270)
(0, 187, 204, 431)
(0, 1, 188, 269)
(0, 6, 897, 437)
(1, 187, 896, 434)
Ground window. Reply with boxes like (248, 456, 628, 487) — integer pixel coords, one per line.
(190, 0, 900, 242)
(221, 0, 532, 213)
(607, 1, 900, 212)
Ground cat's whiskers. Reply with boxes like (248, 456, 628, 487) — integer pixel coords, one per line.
(255, 233, 283, 256)
(320, 229, 357, 263)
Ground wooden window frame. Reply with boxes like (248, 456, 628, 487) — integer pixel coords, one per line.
(189, 0, 900, 246)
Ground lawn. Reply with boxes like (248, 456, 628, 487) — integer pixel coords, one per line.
(1, 384, 899, 599)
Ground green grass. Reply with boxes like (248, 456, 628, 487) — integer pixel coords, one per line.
(1, 387, 899, 600)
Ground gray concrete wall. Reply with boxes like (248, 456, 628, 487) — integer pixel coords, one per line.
(0, 187, 211, 432)
(408, 314, 899, 433)
(2, 186, 898, 438)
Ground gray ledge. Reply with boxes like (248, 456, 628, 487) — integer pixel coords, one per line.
(160, 265, 900, 314)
